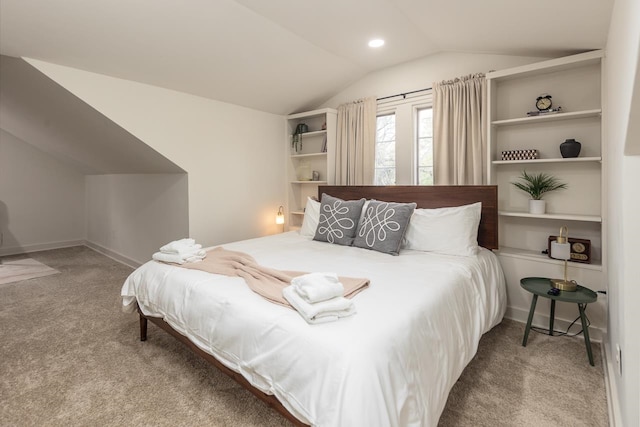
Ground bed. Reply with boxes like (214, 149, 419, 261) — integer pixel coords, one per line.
(121, 185, 505, 426)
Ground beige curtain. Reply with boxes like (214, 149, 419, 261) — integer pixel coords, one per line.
(334, 97, 377, 185)
(433, 73, 487, 185)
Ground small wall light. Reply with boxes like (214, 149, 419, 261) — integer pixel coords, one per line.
(275, 206, 285, 225)
(550, 226, 576, 291)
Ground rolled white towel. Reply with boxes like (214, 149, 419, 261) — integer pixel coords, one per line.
(291, 272, 344, 303)
(162, 244, 203, 256)
(282, 285, 356, 324)
(160, 238, 196, 253)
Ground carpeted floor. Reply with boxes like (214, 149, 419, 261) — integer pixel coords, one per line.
(0, 246, 608, 426)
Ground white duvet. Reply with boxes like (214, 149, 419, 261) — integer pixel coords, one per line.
(121, 232, 506, 427)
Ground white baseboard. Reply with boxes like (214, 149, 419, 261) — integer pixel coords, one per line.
(83, 241, 142, 269)
(505, 305, 604, 343)
(602, 339, 622, 427)
(0, 239, 85, 257)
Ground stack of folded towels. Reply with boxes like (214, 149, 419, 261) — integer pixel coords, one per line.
(282, 272, 356, 324)
(152, 238, 206, 264)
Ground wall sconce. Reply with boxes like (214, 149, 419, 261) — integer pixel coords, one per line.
(550, 226, 577, 291)
(275, 206, 285, 226)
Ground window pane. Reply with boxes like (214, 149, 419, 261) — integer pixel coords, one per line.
(417, 108, 433, 185)
(375, 114, 395, 185)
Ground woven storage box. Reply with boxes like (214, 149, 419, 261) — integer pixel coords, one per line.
(501, 149, 539, 161)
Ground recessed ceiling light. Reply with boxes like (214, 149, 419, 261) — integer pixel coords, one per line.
(368, 39, 385, 48)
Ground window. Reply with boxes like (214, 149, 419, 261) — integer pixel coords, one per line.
(374, 114, 396, 185)
(417, 108, 433, 185)
(374, 90, 432, 185)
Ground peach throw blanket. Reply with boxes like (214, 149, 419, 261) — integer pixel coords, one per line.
(180, 247, 369, 307)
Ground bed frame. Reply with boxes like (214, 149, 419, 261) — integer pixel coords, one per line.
(137, 185, 498, 426)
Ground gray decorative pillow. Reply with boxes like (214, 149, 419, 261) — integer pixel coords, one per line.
(354, 201, 417, 255)
(313, 194, 366, 246)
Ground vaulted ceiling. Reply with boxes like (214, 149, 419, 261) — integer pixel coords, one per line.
(0, 0, 614, 115)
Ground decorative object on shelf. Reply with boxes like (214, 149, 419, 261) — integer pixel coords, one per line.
(322, 122, 327, 130)
(292, 123, 308, 154)
(526, 94, 562, 116)
(547, 235, 591, 264)
(549, 226, 578, 291)
(296, 161, 312, 181)
(321, 135, 327, 153)
(560, 138, 582, 158)
(501, 149, 539, 161)
(511, 170, 568, 214)
(526, 106, 562, 116)
(536, 94, 552, 111)
(312, 170, 320, 181)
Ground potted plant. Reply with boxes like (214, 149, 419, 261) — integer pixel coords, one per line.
(511, 170, 567, 214)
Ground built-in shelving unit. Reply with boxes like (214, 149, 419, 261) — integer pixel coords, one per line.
(286, 108, 337, 229)
(487, 50, 605, 291)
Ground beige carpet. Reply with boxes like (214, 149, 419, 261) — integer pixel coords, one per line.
(0, 246, 608, 426)
(0, 257, 59, 285)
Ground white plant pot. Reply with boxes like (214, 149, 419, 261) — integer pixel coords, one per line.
(529, 199, 546, 214)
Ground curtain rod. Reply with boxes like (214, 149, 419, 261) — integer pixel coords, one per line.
(377, 87, 432, 101)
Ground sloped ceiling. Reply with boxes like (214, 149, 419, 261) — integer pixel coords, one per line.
(0, 55, 184, 174)
(0, 0, 614, 115)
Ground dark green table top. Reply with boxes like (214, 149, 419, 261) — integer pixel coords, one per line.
(520, 277, 598, 303)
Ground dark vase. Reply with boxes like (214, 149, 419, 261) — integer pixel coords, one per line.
(560, 138, 581, 158)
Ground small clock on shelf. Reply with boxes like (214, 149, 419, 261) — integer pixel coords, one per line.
(536, 94, 552, 110)
(527, 93, 562, 116)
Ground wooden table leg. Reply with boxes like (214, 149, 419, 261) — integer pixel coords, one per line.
(578, 303, 594, 366)
(523, 294, 538, 346)
(549, 299, 556, 336)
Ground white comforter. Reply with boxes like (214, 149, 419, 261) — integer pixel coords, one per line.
(121, 232, 506, 427)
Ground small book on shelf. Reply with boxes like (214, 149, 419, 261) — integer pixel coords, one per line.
(321, 135, 327, 153)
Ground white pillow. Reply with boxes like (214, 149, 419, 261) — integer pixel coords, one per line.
(299, 197, 321, 237)
(403, 202, 481, 256)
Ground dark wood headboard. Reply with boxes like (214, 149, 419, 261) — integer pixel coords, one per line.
(318, 185, 498, 250)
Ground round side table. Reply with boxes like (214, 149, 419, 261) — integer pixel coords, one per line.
(520, 277, 598, 366)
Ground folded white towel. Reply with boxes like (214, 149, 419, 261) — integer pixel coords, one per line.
(160, 238, 197, 253)
(162, 244, 203, 256)
(282, 285, 356, 324)
(152, 251, 206, 265)
(291, 272, 344, 303)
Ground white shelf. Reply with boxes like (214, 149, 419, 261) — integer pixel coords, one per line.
(289, 129, 327, 138)
(290, 152, 327, 159)
(487, 50, 604, 81)
(492, 109, 601, 127)
(499, 211, 602, 223)
(291, 180, 327, 184)
(493, 156, 602, 165)
(497, 246, 602, 271)
(291, 211, 305, 216)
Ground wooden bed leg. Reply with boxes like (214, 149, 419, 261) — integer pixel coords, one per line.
(139, 314, 148, 341)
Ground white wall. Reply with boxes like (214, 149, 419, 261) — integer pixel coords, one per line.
(320, 51, 549, 108)
(604, 0, 640, 425)
(85, 174, 189, 266)
(0, 129, 85, 255)
(27, 60, 287, 247)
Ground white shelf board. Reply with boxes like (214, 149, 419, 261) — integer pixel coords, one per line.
(289, 129, 327, 138)
(497, 246, 602, 270)
(487, 50, 603, 81)
(290, 180, 327, 184)
(287, 108, 337, 120)
(493, 156, 602, 165)
(499, 211, 602, 222)
(492, 109, 601, 127)
(291, 211, 305, 216)
(290, 152, 327, 159)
